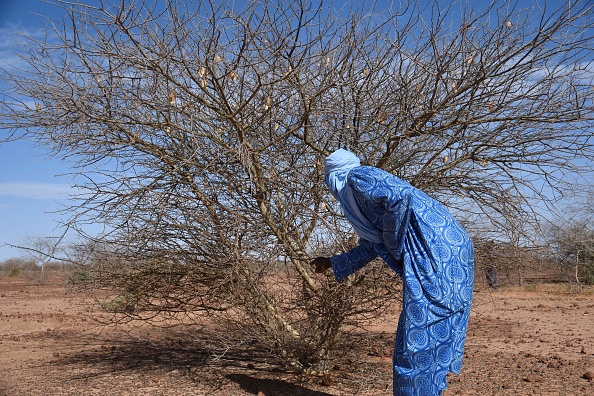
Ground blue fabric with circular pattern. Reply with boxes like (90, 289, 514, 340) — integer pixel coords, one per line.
(329, 166, 474, 396)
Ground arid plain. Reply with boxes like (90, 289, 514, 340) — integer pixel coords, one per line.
(1, 271, 594, 395)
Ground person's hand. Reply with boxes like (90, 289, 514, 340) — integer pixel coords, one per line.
(311, 257, 332, 273)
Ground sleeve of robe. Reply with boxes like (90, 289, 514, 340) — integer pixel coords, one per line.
(330, 239, 378, 281)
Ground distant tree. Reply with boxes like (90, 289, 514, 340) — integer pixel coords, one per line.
(21, 236, 66, 284)
(546, 189, 594, 285)
(547, 222, 594, 285)
(1, 0, 593, 371)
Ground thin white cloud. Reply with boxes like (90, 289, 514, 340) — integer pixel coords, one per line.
(0, 24, 60, 73)
(0, 24, 47, 48)
(0, 182, 74, 199)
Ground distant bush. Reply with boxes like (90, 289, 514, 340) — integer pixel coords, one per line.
(0, 258, 38, 272)
(44, 261, 67, 271)
(582, 262, 594, 286)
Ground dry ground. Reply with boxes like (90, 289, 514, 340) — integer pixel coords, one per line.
(1, 271, 594, 395)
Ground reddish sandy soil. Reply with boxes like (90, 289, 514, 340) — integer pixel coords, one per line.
(1, 271, 594, 396)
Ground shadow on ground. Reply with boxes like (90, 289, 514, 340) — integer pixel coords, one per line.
(56, 331, 280, 375)
(226, 373, 334, 396)
(48, 330, 337, 394)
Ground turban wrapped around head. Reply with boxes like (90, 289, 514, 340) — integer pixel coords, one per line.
(324, 148, 360, 198)
(323, 149, 382, 243)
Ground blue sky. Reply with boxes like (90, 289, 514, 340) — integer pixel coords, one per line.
(0, 1, 82, 261)
(0, 0, 580, 261)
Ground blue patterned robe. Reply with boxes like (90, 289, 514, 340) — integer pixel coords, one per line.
(329, 166, 474, 396)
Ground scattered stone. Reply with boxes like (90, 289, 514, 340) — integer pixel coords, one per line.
(524, 373, 540, 383)
(320, 377, 334, 386)
(257, 392, 266, 396)
(53, 352, 60, 357)
(583, 371, 594, 381)
(246, 363, 255, 370)
(547, 361, 560, 369)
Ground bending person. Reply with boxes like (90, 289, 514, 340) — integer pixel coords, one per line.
(312, 148, 474, 396)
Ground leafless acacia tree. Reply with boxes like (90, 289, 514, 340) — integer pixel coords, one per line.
(548, 221, 594, 284)
(1, 0, 593, 371)
(546, 188, 594, 285)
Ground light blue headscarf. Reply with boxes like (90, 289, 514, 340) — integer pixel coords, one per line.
(324, 149, 383, 243)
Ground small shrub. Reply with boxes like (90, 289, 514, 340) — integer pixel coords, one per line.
(70, 270, 93, 284)
(100, 294, 137, 313)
